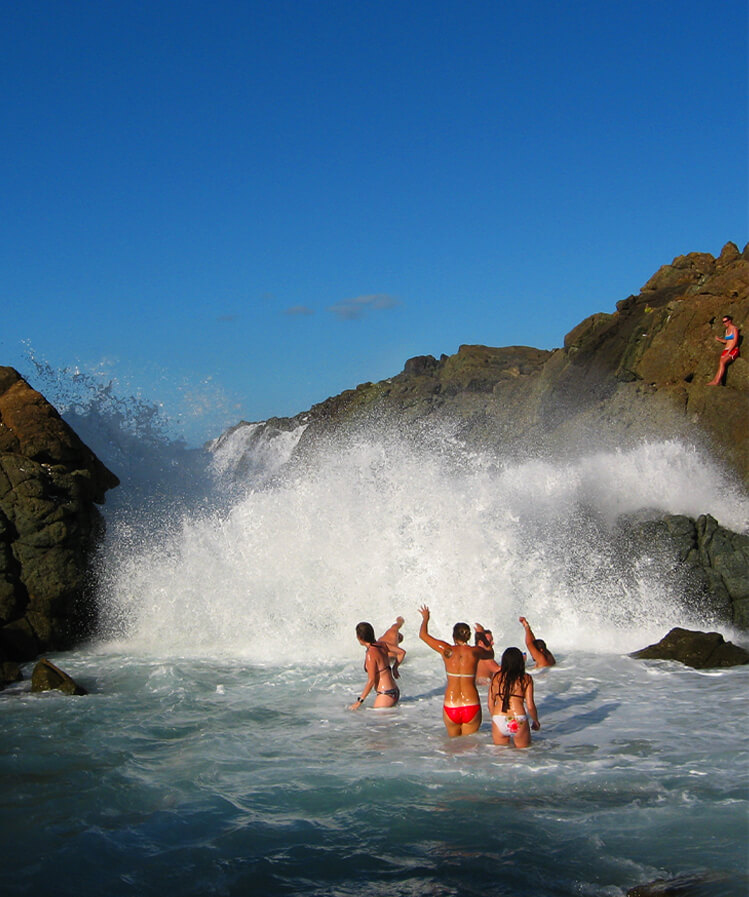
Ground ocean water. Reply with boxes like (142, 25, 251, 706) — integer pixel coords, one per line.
(2, 428, 748, 896)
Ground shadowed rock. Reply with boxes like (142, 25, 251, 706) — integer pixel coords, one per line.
(0, 368, 119, 673)
(631, 627, 749, 668)
(620, 513, 749, 629)
(627, 870, 746, 896)
(30, 657, 87, 695)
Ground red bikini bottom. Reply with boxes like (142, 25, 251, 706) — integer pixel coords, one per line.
(444, 704, 480, 724)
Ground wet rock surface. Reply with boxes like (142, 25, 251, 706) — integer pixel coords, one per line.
(30, 657, 88, 695)
(631, 627, 749, 668)
(0, 368, 118, 676)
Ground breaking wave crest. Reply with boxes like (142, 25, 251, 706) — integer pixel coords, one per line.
(96, 423, 749, 660)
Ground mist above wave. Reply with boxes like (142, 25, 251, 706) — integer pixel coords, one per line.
(19, 350, 214, 514)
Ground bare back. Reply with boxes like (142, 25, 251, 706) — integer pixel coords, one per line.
(365, 641, 397, 694)
(442, 643, 483, 705)
(489, 671, 533, 717)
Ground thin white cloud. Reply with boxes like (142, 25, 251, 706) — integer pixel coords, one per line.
(327, 294, 400, 321)
(283, 305, 315, 316)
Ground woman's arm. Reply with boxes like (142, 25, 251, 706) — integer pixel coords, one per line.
(487, 674, 499, 716)
(389, 644, 406, 677)
(519, 616, 545, 666)
(524, 675, 540, 730)
(473, 624, 495, 657)
(418, 605, 450, 654)
(348, 649, 377, 710)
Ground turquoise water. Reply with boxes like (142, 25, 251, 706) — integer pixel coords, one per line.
(2, 648, 747, 896)
(3, 433, 748, 895)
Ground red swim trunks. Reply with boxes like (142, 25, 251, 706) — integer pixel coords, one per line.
(721, 345, 739, 361)
(444, 704, 480, 724)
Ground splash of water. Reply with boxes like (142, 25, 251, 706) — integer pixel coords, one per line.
(17, 345, 214, 514)
(96, 423, 748, 660)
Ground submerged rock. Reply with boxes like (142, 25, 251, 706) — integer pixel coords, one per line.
(1, 660, 22, 688)
(631, 627, 749, 668)
(0, 367, 119, 669)
(30, 657, 87, 695)
(627, 870, 746, 896)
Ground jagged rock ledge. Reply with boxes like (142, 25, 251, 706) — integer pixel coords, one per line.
(212, 244, 749, 629)
(219, 241, 749, 487)
(0, 368, 119, 687)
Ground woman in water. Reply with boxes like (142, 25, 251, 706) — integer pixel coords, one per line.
(348, 622, 400, 710)
(488, 647, 540, 748)
(708, 314, 740, 385)
(519, 616, 556, 667)
(418, 605, 493, 737)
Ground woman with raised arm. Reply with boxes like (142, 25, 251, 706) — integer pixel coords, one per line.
(348, 622, 400, 711)
(489, 647, 540, 748)
(519, 616, 556, 667)
(418, 605, 493, 737)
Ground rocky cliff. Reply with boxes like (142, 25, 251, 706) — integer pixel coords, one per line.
(219, 241, 748, 486)
(212, 243, 749, 630)
(0, 368, 119, 681)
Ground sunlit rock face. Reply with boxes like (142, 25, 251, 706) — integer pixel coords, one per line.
(0, 367, 118, 674)
(221, 242, 749, 488)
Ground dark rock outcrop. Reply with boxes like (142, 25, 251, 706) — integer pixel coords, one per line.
(30, 657, 87, 695)
(0, 368, 118, 674)
(1, 660, 22, 688)
(631, 627, 749, 668)
(621, 514, 749, 629)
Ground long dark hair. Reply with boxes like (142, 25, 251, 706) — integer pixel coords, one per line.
(491, 647, 526, 713)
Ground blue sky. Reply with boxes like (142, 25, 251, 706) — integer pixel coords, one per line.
(3, 0, 747, 444)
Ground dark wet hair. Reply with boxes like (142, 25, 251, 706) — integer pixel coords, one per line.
(475, 629, 492, 647)
(534, 638, 550, 658)
(355, 622, 375, 644)
(491, 647, 526, 713)
(453, 622, 471, 643)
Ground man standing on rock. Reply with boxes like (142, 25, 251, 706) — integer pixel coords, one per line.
(708, 315, 739, 385)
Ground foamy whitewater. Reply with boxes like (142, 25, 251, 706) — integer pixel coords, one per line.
(2, 425, 748, 896)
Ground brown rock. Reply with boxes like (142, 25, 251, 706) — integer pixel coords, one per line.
(0, 369, 119, 663)
(216, 242, 749, 488)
